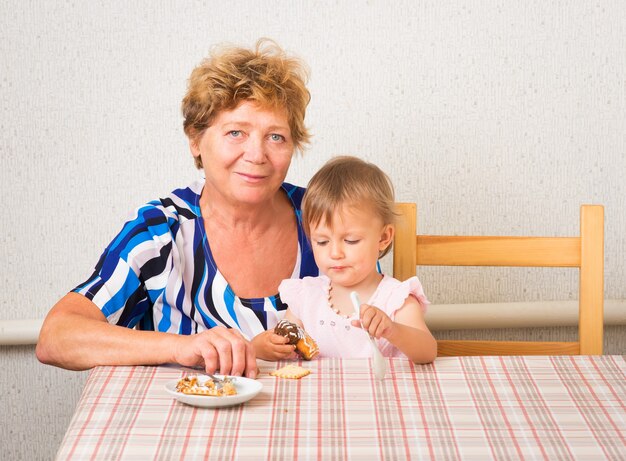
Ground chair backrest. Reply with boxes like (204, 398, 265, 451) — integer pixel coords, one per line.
(393, 203, 604, 356)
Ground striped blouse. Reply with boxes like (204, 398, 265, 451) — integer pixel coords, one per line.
(73, 179, 319, 340)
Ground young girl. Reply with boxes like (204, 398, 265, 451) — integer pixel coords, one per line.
(278, 156, 437, 364)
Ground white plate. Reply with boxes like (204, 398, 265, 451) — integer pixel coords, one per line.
(164, 375, 263, 408)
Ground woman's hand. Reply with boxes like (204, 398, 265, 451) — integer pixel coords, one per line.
(173, 326, 258, 378)
(351, 303, 394, 339)
(251, 330, 297, 361)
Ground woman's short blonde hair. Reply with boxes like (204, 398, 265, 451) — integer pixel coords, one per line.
(302, 156, 397, 259)
(182, 38, 311, 169)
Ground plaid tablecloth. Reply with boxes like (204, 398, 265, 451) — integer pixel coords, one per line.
(56, 356, 626, 460)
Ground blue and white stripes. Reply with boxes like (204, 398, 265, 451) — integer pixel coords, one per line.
(74, 180, 318, 339)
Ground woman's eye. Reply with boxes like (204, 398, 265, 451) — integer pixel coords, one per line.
(269, 133, 285, 142)
(228, 130, 242, 138)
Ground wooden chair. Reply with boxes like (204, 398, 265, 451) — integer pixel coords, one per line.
(393, 203, 604, 356)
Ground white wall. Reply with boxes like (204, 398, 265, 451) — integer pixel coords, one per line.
(1, 1, 625, 459)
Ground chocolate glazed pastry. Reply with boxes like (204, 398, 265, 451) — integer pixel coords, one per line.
(274, 319, 319, 360)
(274, 319, 301, 345)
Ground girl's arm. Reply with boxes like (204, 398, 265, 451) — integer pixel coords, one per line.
(250, 308, 302, 361)
(250, 330, 296, 361)
(284, 308, 305, 328)
(359, 296, 437, 364)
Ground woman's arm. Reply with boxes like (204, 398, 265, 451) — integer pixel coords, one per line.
(357, 296, 437, 364)
(36, 292, 258, 378)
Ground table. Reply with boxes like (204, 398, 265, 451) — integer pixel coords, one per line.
(56, 356, 626, 460)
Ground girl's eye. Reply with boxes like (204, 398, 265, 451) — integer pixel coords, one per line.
(228, 130, 242, 138)
(345, 239, 360, 245)
(315, 240, 329, 247)
(269, 133, 285, 142)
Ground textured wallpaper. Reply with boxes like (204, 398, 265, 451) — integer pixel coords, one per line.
(1, 1, 625, 459)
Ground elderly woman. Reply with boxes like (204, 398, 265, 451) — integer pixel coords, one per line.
(36, 39, 318, 378)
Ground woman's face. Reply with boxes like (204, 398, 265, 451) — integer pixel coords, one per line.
(191, 100, 295, 206)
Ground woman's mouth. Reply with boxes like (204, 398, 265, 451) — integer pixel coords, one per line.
(237, 172, 266, 183)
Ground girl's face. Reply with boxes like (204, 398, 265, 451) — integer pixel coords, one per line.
(190, 100, 294, 206)
(309, 204, 394, 289)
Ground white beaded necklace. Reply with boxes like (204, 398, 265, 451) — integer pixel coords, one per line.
(325, 282, 353, 319)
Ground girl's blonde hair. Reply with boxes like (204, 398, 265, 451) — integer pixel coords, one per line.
(182, 38, 311, 169)
(302, 156, 396, 258)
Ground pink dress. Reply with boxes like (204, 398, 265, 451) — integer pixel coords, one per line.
(278, 275, 429, 358)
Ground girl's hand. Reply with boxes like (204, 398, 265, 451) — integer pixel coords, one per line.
(251, 330, 297, 361)
(351, 304, 394, 339)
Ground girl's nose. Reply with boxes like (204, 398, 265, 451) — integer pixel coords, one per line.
(330, 242, 344, 259)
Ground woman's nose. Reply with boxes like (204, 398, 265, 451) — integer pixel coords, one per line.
(242, 136, 266, 163)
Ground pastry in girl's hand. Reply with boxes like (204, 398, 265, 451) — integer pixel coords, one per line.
(295, 333, 319, 360)
(274, 319, 301, 345)
(274, 319, 319, 360)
